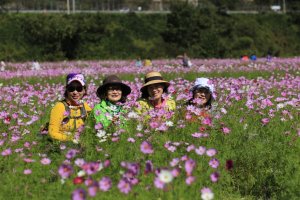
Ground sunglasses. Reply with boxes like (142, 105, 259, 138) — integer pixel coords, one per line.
(67, 85, 84, 92)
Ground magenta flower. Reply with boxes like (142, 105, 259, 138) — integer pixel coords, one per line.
(66, 149, 78, 159)
(144, 160, 154, 174)
(118, 179, 132, 194)
(186, 176, 195, 185)
(99, 177, 112, 192)
(209, 158, 220, 169)
(206, 148, 217, 157)
(195, 146, 206, 155)
(58, 164, 73, 179)
(171, 168, 180, 177)
(261, 118, 270, 125)
(185, 159, 196, 176)
(154, 177, 164, 189)
(23, 169, 32, 175)
(210, 172, 220, 182)
(1, 148, 12, 156)
(40, 158, 51, 165)
(226, 159, 234, 171)
(72, 188, 86, 200)
(222, 127, 231, 134)
(88, 184, 98, 197)
(140, 141, 154, 154)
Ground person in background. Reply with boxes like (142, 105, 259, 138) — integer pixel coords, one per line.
(49, 73, 91, 142)
(135, 57, 143, 68)
(136, 71, 175, 115)
(144, 59, 152, 67)
(93, 75, 131, 129)
(177, 52, 192, 68)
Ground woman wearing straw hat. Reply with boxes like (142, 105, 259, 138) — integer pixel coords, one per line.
(48, 73, 92, 142)
(93, 75, 131, 129)
(137, 71, 176, 115)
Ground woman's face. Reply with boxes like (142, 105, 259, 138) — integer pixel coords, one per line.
(147, 83, 164, 100)
(193, 87, 211, 106)
(106, 85, 122, 103)
(66, 81, 85, 104)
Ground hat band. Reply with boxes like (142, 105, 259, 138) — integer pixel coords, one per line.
(145, 76, 163, 83)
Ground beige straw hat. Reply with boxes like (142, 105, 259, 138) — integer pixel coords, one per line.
(140, 71, 170, 93)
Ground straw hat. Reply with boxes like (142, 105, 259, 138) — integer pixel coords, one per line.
(140, 71, 170, 92)
(97, 75, 131, 98)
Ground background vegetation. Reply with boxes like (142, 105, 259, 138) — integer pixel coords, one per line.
(1, 2, 300, 61)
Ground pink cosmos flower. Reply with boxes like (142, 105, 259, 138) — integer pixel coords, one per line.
(222, 127, 231, 134)
(186, 176, 196, 185)
(206, 148, 217, 157)
(210, 172, 220, 182)
(171, 168, 180, 177)
(118, 179, 132, 194)
(154, 177, 164, 189)
(261, 118, 270, 125)
(170, 158, 180, 167)
(88, 184, 98, 197)
(94, 123, 103, 130)
(1, 148, 12, 156)
(23, 158, 35, 163)
(186, 144, 195, 152)
(58, 164, 73, 179)
(140, 141, 154, 154)
(24, 169, 32, 175)
(127, 137, 135, 143)
(195, 146, 206, 155)
(72, 188, 86, 200)
(185, 159, 196, 176)
(209, 158, 220, 169)
(40, 158, 51, 165)
(99, 177, 112, 191)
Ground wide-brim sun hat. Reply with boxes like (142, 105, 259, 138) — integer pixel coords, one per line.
(140, 71, 170, 93)
(97, 75, 131, 97)
(191, 78, 214, 94)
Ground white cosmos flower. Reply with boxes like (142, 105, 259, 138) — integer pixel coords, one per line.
(77, 170, 86, 177)
(96, 130, 106, 138)
(165, 121, 174, 127)
(99, 139, 107, 143)
(276, 103, 285, 110)
(158, 170, 173, 183)
(201, 192, 214, 200)
(128, 111, 139, 119)
(136, 124, 143, 131)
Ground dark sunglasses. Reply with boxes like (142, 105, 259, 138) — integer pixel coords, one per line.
(67, 85, 84, 92)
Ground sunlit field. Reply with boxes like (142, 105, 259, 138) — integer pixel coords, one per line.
(0, 58, 299, 200)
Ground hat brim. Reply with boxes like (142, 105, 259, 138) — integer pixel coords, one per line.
(97, 82, 131, 98)
(191, 85, 212, 93)
(140, 80, 170, 92)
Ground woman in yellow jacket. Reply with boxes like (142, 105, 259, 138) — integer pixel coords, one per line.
(136, 71, 176, 116)
(49, 73, 91, 142)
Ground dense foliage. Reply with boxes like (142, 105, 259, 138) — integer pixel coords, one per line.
(0, 6, 300, 61)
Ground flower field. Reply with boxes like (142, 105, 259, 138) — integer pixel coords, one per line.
(0, 58, 299, 200)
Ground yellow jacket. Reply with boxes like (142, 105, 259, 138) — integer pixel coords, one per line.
(49, 101, 91, 141)
(136, 98, 176, 115)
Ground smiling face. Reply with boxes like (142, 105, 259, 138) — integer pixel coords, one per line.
(66, 81, 85, 105)
(106, 85, 122, 103)
(147, 83, 164, 100)
(193, 87, 211, 106)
